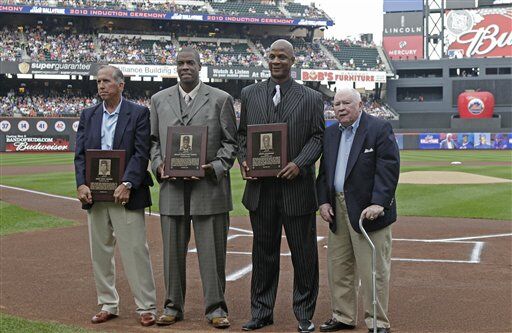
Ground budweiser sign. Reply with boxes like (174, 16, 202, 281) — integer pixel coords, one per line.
(5, 135, 70, 152)
(445, 8, 512, 58)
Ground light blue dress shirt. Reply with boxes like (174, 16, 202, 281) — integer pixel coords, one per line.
(101, 98, 122, 150)
(334, 112, 362, 193)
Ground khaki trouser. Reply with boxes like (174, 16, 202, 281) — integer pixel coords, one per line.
(87, 202, 157, 315)
(327, 192, 392, 329)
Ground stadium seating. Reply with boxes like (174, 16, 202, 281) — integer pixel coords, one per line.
(322, 39, 384, 71)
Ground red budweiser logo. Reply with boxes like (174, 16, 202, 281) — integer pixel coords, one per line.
(458, 24, 512, 57)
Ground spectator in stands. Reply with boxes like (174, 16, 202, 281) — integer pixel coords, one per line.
(74, 65, 157, 327)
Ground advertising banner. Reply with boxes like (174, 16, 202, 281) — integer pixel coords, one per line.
(384, 0, 424, 12)
(383, 35, 424, 59)
(418, 132, 511, 149)
(384, 12, 423, 36)
(0, 61, 97, 75)
(0, 5, 333, 27)
(301, 69, 387, 83)
(419, 133, 441, 149)
(4, 134, 71, 152)
(445, 8, 512, 58)
(108, 64, 178, 77)
(208, 67, 299, 80)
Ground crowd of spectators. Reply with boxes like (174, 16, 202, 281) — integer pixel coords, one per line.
(1, 91, 396, 120)
(1, 24, 386, 70)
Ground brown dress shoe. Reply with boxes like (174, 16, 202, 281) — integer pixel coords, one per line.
(210, 316, 230, 329)
(140, 312, 156, 326)
(91, 311, 117, 324)
(156, 314, 181, 326)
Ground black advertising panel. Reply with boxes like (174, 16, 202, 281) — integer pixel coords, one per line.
(383, 12, 424, 36)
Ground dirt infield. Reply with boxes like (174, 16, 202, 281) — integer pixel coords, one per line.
(399, 171, 512, 184)
(1, 185, 511, 333)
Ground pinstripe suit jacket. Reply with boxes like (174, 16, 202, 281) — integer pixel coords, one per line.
(237, 79, 325, 216)
(150, 83, 238, 216)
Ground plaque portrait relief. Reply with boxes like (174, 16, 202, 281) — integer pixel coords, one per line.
(179, 134, 193, 154)
(246, 123, 287, 177)
(260, 133, 273, 153)
(98, 159, 111, 176)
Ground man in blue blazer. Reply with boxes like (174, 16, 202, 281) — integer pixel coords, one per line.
(316, 89, 400, 333)
(74, 65, 157, 327)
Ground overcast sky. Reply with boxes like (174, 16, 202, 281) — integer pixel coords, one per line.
(297, 0, 385, 44)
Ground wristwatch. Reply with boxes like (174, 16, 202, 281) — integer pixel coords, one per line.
(122, 181, 132, 189)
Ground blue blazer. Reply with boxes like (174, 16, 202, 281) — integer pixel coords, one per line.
(74, 99, 153, 210)
(316, 111, 400, 233)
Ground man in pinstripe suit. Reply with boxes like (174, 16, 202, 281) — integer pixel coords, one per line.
(237, 40, 325, 332)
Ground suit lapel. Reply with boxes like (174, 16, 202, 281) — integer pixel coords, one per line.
(253, 82, 268, 123)
(113, 99, 130, 149)
(91, 103, 103, 149)
(167, 86, 183, 124)
(280, 81, 303, 122)
(185, 84, 209, 125)
(345, 112, 367, 181)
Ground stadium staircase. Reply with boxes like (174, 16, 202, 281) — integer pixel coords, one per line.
(318, 42, 342, 69)
(246, 39, 267, 66)
(376, 45, 395, 76)
(278, 3, 292, 18)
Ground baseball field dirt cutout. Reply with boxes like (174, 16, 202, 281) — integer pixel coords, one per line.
(399, 171, 512, 184)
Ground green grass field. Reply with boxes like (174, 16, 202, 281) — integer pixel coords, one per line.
(0, 313, 107, 333)
(1, 150, 510, 220)
(0, 201, 76, 236)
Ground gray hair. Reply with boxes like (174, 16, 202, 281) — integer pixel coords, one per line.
(335, 88, 361, 103)
(97, 65, 124, 83)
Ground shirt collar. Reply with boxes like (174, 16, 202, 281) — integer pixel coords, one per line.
(179, 81, 202, 101)
(102, 97, 123, 116)
(268, 77, 293, 96)
(339, 111, 362, 133)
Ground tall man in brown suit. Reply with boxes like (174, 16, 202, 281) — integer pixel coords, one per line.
(150, 48, 238, 329)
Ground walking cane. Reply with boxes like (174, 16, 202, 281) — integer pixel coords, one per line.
(359, 217, 377, 333)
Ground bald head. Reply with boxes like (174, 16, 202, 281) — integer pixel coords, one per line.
(270, 39, 295, 57)
(178, 47, 201, 65)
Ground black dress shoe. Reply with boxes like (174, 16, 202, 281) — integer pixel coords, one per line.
(320, 318, 355, 332)
(368, 328, 391, 333)
(242, 318, 274, 331)
(298, 319, 315, 332)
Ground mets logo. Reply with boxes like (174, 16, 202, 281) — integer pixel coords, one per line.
(467, 98, 484, 115)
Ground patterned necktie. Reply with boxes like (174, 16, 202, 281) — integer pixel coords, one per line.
(184, 94, 192, 106)
(273, 85, 281, 107)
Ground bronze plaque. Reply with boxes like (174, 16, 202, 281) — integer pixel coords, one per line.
(85, 149, 126, 202)
(247, 123, 287, 177)
(164, 126, 208, 177)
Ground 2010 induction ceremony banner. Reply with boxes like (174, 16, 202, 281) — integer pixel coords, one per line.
(0, 5, 333, 27)
(445, 7, 512, 58)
